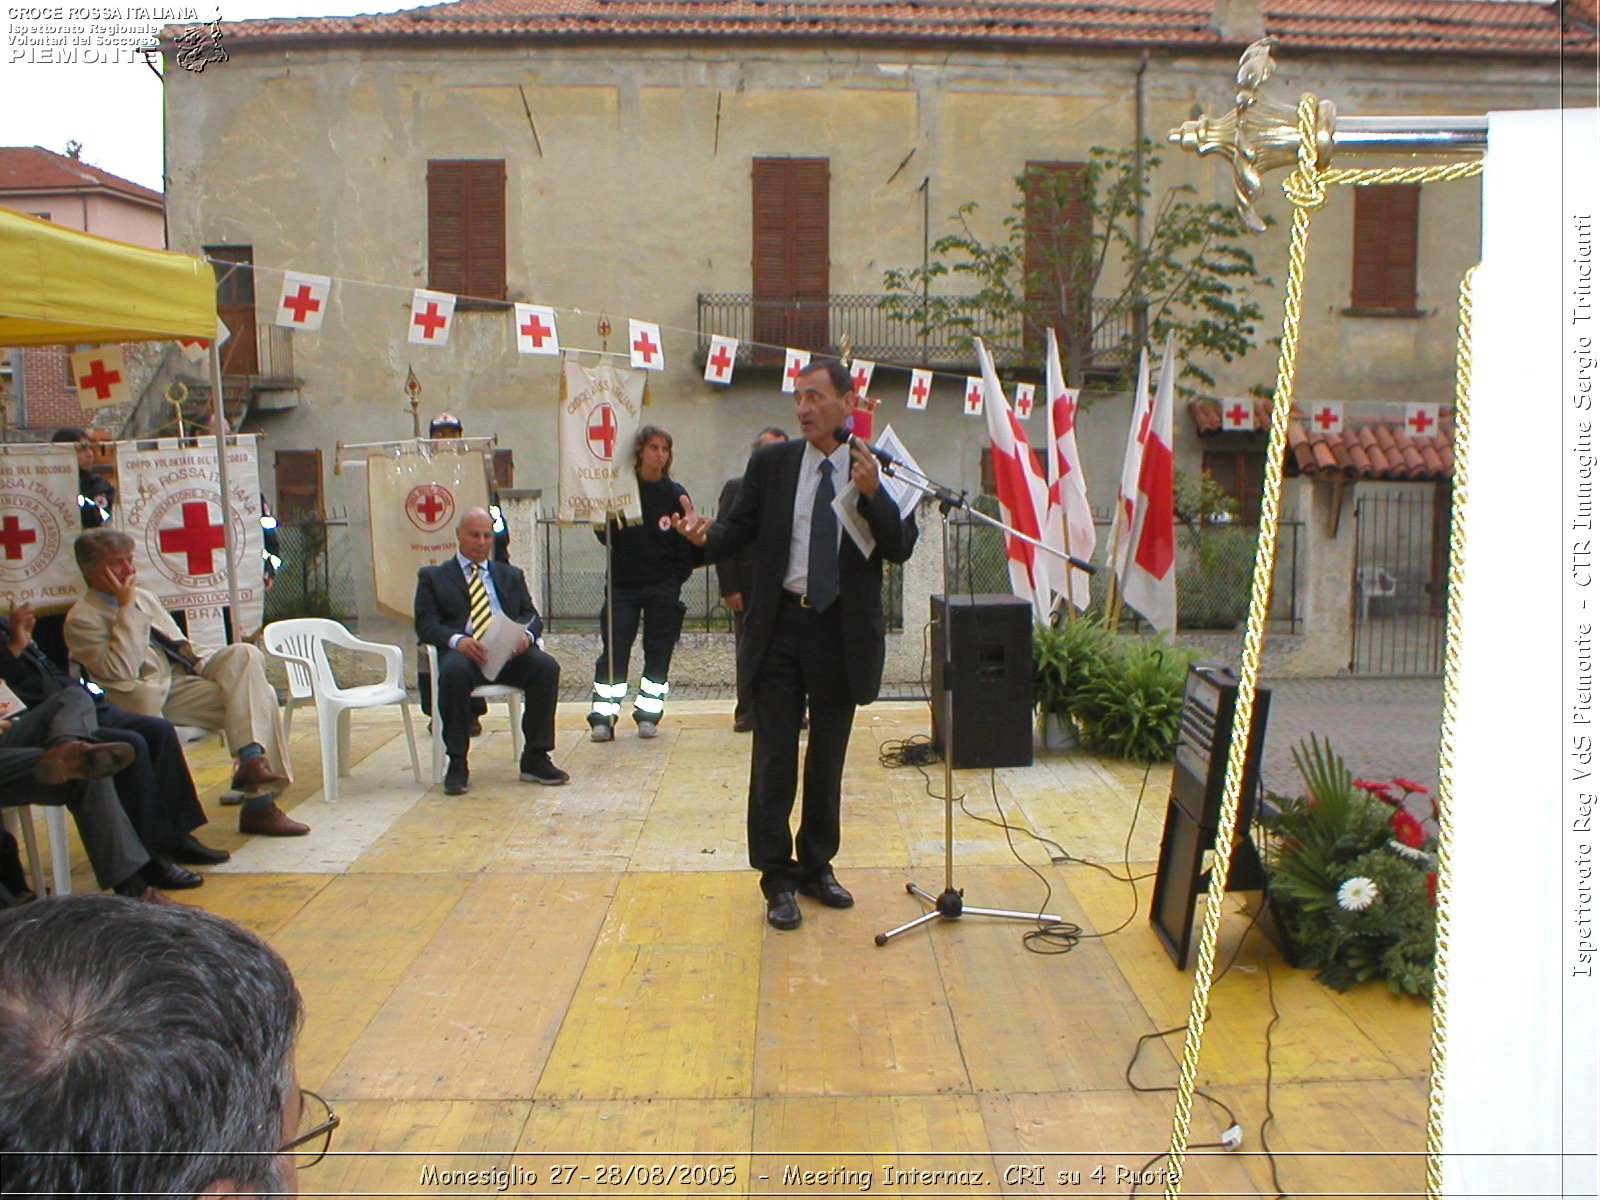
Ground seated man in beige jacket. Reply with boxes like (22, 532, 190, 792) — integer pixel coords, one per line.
(65, 529, 307, 838)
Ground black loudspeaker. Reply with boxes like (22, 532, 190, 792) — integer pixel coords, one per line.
(929, 594, 1034, 770)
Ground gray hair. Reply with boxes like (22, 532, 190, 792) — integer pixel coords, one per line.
(73, 528, 134, 572)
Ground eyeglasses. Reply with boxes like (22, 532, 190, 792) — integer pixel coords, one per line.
(279, 1088, 340, 1169)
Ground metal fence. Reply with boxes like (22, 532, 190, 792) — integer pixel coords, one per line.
(535, 517, 903, 632)
(1350, 487, 1446, 675)
(262, 516, 359, 625)
(943, 504, 1302, 631)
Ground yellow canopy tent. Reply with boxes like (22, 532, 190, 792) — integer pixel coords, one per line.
(0, 206, 216, 347)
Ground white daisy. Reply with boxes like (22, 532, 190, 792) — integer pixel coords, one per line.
(1337, 876, 1379, 912)
(1387, 838, 1432, 864)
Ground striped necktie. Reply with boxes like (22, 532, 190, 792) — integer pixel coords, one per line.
(466, 562, 492, 640)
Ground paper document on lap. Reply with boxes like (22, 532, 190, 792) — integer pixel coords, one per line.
(479, 613, 529, 682)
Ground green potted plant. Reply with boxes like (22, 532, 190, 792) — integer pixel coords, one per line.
(1031, 615, 1113, 750)
(1073, 638, 1196, 763)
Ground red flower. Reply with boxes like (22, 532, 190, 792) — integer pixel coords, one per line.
(1392, 777, 1429, 795)
(1390, 809, 1426, 849)
(1354, 779, 1400, 805)
(1425, 871, 1438, 906)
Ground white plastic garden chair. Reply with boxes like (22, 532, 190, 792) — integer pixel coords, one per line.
(261, 618, 422, 803)
(423, 642, 523, 784)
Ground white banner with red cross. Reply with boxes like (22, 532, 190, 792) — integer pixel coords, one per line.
(116, 436, 265, 636)
(559, 356, 646, 524)
(0, 443, 84, 614)
(69, 346, 132, 409)
(365, 440, 492, 621)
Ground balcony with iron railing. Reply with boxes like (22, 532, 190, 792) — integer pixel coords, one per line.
(695, 293, 1135, 374)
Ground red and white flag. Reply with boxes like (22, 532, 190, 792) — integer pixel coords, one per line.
(1219, 397, 1255, 432)
(907, 369, 932, 410)
(408, 289, 456, 346)
(1307, 401, 1345, 436)
(628, 319, 665, 371)
(1107, 346, 1152, 576)
(977, 338, 1052, 623)
(1045, 328, 1097, 614)
(850, 359, 876, 395)
(178, 316, 231, 363)
(1118, 334, 1177, 637)
(1014, 382, 1035, 421)
(514, 304, 561, 356)
(69, 346, 131, 409)
(275, 271, 331, 331)
(1404, 403, 1439, 438)
(704, 335, 738, 384)
(780, 348, 810, 393)
(963, 376, 983, 416)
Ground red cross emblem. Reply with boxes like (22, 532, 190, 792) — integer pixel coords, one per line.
(1223, 402, 1251, 429)
(404, 483, 454, 532)
(77, 358, 122, 401)
(520, 311, 552, 347)
(1056, 392, 1076, 433)
(413, 301, 448, 340)
(282, 284, 321, 324)
(587, 403, 619, 461)
(157, 501, 226, 575)
(0, 514, 38, 561)
(909, 374, 930, 406)
(964, 379, 982, 413)
(1138, 407, 1152, 444)
(1312, 405, 1341, 432)
(784, 353, 807, 388)
(851, 365, 871, 393)
(1407, 406, 1436, 436)
(632, 328, 660, 364)
(706, 342, 734, 379)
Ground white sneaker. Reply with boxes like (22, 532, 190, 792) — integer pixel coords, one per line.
(589, 723, 614, 743)
(637, 720, 658, 739)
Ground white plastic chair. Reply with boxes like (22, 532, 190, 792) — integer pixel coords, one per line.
(423, 642, 523, 784)
(1355, 566, 1399, 621)
(3, 804, 70, 896)
(262, 618, 422, 803)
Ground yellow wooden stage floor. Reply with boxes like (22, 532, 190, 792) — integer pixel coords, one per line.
(42, 702, 1430, 1198)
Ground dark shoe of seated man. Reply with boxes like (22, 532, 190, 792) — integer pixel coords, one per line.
(444, 756, 470, 796)
(231, 754, 290, 795)
(31, 740, 136, 785)
(519, 752, 568, 786)
(139, 854, 203, 890)
(238, 800, 309, 837)
(766, 891, 802, 931)
(112, 872, 179, 904)
(171, 833, 230, 865)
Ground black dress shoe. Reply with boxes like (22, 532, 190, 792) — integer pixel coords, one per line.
(798, 872, 854, 909)
(172, 834, 230, 865)
(444, 756, 470, 796)
(140, 855, 204, 890)
(519, 754, 569, 786)
(766, 891, 802, 930)
(466, 717, 483, 739)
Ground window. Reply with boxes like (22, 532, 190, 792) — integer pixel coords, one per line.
(427, 160, 507, 302)
(492, 448, 515, 491)
(1023, 161, 1092, 358)
(1201, 449, 1265, 524)
(273, 448, 324, 522)
(204, 245, 259, 377)
(751, 156, 829, 358)
(1350, 184, 1419, 312)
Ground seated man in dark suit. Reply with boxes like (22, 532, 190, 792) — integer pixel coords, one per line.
(415, 508, 568, 796)
(2, 602, 226, 891)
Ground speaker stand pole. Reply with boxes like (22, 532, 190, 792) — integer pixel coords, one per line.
(876, 493, 1070, 946)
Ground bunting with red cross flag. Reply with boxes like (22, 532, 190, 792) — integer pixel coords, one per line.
(1307, 401, 1345, 436)
(1405, 403, 1440, 439)
(275, 272, 331, 331)
(365, 438, 492, 620)
(963, 376, 983, 416)
(408, 289, 456, 346)
(1014, 382, 1036, 421)
(976, 338, 1052, 622)
(559, 354, 647, 523)
(1219, 396, 1255, 432)
(780, 348, 810, 394)
(514, 304, 561, 356)
(176, 318, 231, 364)
(907, 369, 932, 410)
(849, 359, 875, 396)
(628, 319, 665, 371)
(704, 335, 739, 384)
(0, 443, 83, 613)
(116, 436, 265, 636)
(1045, 328, 1097, 614)
(69, 346, 131, 409)
(1116, 334, 1177, 637)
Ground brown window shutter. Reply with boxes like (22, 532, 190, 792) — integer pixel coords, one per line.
(428, 160, 506, 300)
(273, 448, 324, 522)
(1023, 162, 1091, 357)
(492, 447, 515, 491)
(1351, 184, 1419, 310)
(751, 157, 830, 354)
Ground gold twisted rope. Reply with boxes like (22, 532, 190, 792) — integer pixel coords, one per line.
(1161, 93, 1481, 1195)
(1424, 264, 1474, 1199)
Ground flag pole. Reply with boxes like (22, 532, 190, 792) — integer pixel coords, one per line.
(208, 341, 243, 642)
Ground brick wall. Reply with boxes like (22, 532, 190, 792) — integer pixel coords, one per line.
(16, 342, 158, 434)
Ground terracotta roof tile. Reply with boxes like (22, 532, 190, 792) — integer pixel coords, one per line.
(1191, 398, 1454, 480)
(0, 147, 162, 205)
(178, 0, 1586, 57)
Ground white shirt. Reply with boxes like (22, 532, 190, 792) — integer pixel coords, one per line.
(784, 441, 850, 596)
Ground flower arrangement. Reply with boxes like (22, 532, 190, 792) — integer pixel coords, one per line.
(1262, 737, 1439, 998)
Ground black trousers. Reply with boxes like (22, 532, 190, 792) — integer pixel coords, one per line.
(94, 707, 207, 853)
(748, 594, 856, 898)
(591, 582, 686, 723)
(437, 644, 561, 764)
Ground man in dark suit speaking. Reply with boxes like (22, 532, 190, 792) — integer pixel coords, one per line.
(415, 508, 568, 796)
(674, 360, 918, 930)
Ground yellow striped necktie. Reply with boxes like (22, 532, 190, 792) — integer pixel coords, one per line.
(466, 562, 492, 640)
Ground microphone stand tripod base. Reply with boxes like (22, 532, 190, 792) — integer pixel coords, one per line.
(874, 883, 1064, 946)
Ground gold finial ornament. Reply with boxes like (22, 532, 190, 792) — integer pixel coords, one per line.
(404, 365, 422, 437)
(166, 380, 190, 436)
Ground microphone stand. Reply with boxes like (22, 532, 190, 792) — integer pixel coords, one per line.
(856, 442, 1093, 947)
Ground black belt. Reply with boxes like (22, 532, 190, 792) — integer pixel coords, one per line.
(780, 590, 831, 611)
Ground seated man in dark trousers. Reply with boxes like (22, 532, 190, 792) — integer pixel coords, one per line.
(415, 507, 567, 796)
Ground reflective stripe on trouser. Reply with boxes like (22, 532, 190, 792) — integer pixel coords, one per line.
(634, 676, 669, 719)
(589, 679, 627, 725)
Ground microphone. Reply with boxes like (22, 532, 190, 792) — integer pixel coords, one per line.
(832, 426, 895, 467)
